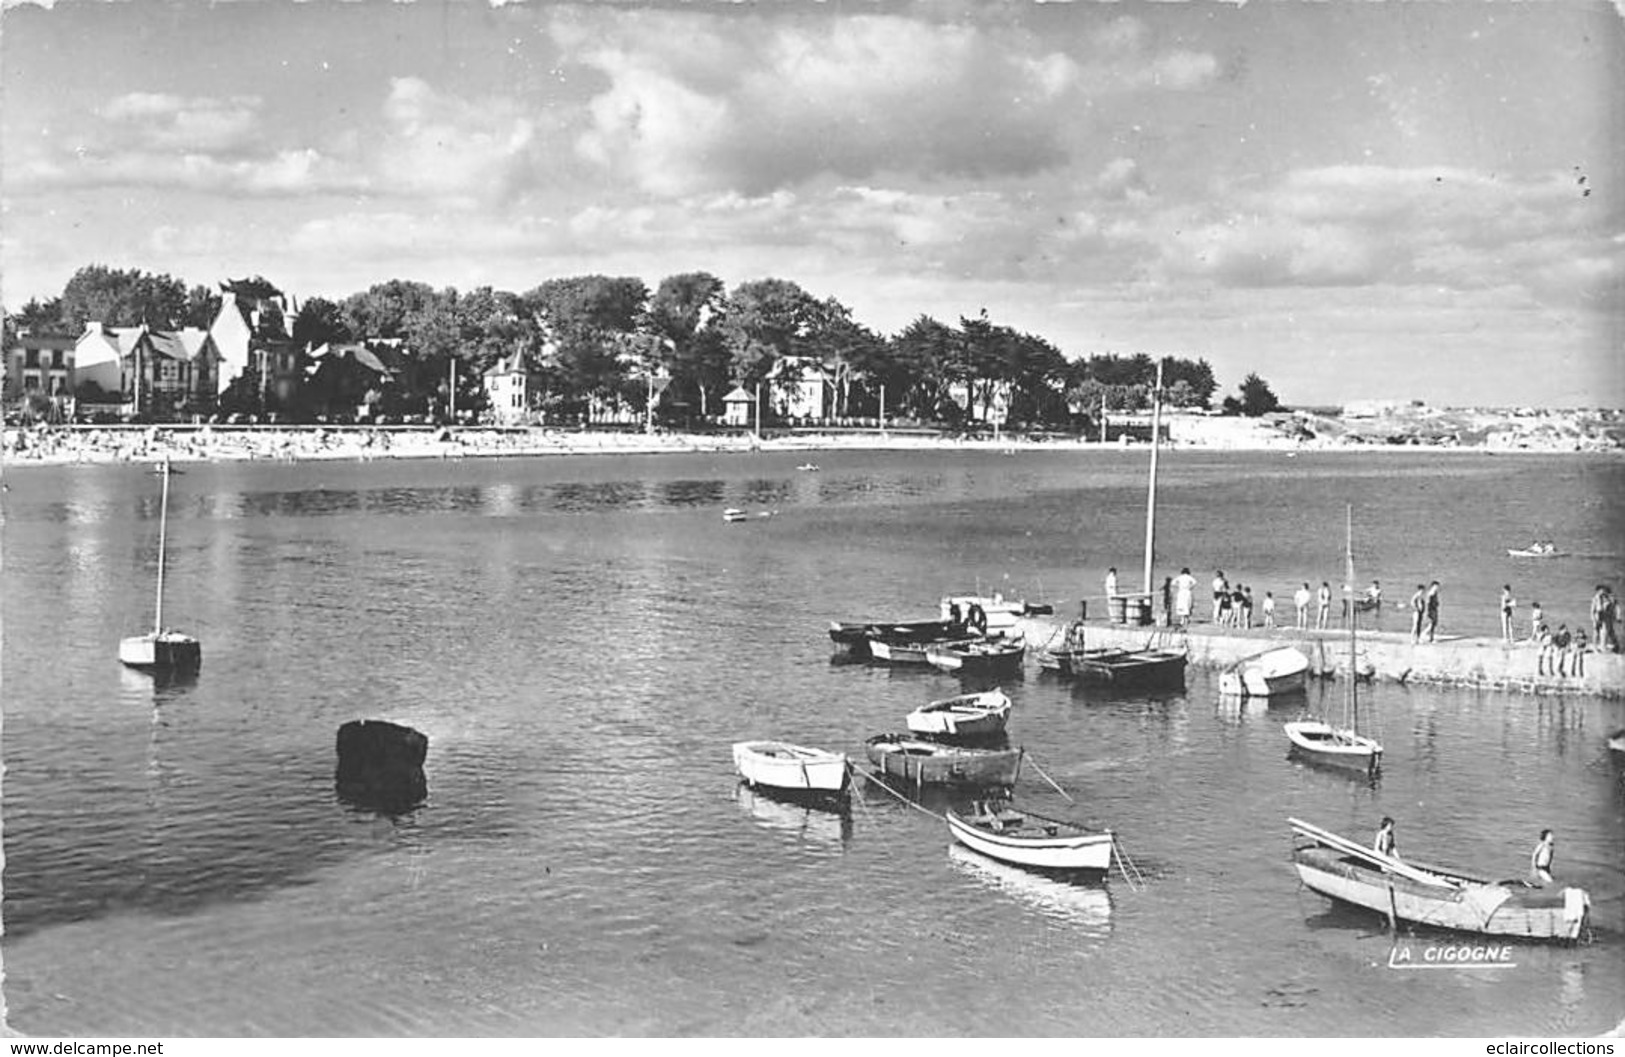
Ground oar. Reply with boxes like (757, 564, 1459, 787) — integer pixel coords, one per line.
(1022, 751, 1075, 803)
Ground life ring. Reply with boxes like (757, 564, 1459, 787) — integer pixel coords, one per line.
(968, 604, 988, 634)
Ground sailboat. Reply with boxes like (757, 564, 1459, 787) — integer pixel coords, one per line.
(118, 456, 202, 673)
(1284, 506, 1380, 774)
(1038, 360, 1186, 689)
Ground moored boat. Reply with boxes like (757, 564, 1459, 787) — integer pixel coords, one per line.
(925, 637, 1026, 676)
(1219, 646, 1310, 697)
(905, 689, 1012, 739)
(1289, 818, 1590, 941)
(1075, 646, 1187, 688)
(946, 800, 1114, 873)
(940, 594, 1048, 637)
(864, 734, 1023, 787)
(829, 617, 969, 656)
(120, 457, 201, 674)
(870, 634, 978, 666)
(733, 741, 850, 796)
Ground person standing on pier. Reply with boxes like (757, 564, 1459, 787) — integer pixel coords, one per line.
(1173, 568, 1197, 629)
(1217, 585, 1234, 627)
(1262, 590, 1277, 629)
(1105, 567, 1119, 604)
(1422, 581, 1441, 642)
(1161, 576, 1174, 628)
(1501, 585, 1517, 643)
(1591, 586, 1616, 653)
(1294, 583, 1312, 629)
(1528, 601, 1545, 642)
(1410, 584, 1427, 642)
(1316, 581, 1332, 630)
(1212, 570, 1229, 624)
(1530, 829, 1555, 886)
(1366, 580, 1383, 627)
(1240, 584, 1254, 628)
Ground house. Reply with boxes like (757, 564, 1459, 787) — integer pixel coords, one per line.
(483, 350, 540, 425)
(4, 332, 78, 405)
(767, 356, 833, 422)
(210, 276, 299, 405)
(304, 340, 410, 419)
(948, 378, 1013, 425)
(70, 323, 219, 420)
(723, 385, 755, 427)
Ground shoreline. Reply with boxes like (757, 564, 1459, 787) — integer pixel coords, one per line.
(4, 424, 1620, 469)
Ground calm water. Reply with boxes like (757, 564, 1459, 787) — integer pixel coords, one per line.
(2, 448, 1623, 1037)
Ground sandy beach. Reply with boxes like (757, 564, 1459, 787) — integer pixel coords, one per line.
(2, 406, 1620, 468)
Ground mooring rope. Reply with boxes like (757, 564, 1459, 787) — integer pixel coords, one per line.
(852, 766, 948, 821)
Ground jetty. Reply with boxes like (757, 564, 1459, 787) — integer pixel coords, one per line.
(1019, 614, 1625, 700)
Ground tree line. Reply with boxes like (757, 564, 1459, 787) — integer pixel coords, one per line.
(6, 264, 1283, 425)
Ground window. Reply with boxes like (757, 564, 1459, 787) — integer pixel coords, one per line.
(23, 374, 39, 390)
(24, 349, 39, 369)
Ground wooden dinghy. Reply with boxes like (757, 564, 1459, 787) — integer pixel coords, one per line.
(1219, 646, 1310, 697)
(864, 734, 1023, 787)
(828, 618, 968, 657)
(1289, 818, 1590, 941)
(869, 634, 979, 665)
(947, 800, 1114, 873)
(1075, 647, 1187, 688)
(733, 741, 850, 796)
(925, 637, 1026, 676)
(905, 689, 1012, 739)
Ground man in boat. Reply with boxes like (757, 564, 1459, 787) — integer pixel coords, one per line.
(1374, 817, 1398, 858)
(1530, 829, 1555, 886)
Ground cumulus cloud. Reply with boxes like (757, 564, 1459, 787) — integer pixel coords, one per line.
(548, 9, 1217, 197)
(100, 92, 264, 153)
(372, 76, 553, 206)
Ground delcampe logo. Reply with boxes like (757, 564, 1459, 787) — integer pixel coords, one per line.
(1388, 941, 1518, 970)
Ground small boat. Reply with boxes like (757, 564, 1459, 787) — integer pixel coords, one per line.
(1507, 543, 1566, 558)
(828, 618, 968, 656)
(925, 637, 1026, 676)
(869, 635, 979, 666)
(905, 689, 1012, 739)
(1607, 729, 1625, 756)
(796, 463, 820, 472)
(1075, 646, 1187, 688)
(1219, 646, 1310, 697)
(940, 594, 1050, 636)
(1285, 507, 1382, 775)
(864, 734, 1023, 787)
(733, 741, 850, 796)
(1289, 817, 1591, 941)
(1035, 621, 1186, 689)
(722, 508, 749, 523)
(119, 457, 202, 674)
(946, 800, 1115, 873)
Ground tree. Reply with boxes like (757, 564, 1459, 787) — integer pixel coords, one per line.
(523, 275, 650, 411)
(57, 265, 191, 330)
(647, 272, 728, 419)
(291, 296, 352, 348)
(1235, 372, 1281, 417)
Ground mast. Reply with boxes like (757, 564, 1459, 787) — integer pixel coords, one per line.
(1141, 359, 1163, 596)
(154, 457, 170, 634)
(1345, 504, 1356, 733)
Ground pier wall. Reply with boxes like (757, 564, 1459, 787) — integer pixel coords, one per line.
(1017, 617, 1625, 701)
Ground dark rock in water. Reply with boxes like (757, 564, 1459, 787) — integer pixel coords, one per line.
(335, 719, 428, 813)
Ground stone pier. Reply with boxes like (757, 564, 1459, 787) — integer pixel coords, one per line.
(1017, 616, 1625, 700)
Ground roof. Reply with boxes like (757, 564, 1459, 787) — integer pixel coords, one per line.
(484, 350, 533, 377)
(723, 386, 753, 402)
(142, 331, 191, 362)
(8, 333, 77, 350)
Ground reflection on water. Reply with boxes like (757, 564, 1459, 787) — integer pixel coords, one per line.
(946, 845, 1113, 937)
(733, 783, 852, 849)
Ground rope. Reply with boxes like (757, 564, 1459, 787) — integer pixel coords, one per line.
(1022, 752, 1075, 803)
(1112, 840, 1147, 892)
(853, 766, 947, 821)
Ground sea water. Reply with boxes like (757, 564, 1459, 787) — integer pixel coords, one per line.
(2, 449, 1622, 1036)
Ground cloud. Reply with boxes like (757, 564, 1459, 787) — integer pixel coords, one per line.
(100, 92, 264, 153)
(549, 9, 1217, 197)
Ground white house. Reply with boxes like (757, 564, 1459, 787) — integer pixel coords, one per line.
(767, 356, 833, 422)
(483, 350, 539, 425)
(723, 385, 754, 427)
(209, 276, 292, 397)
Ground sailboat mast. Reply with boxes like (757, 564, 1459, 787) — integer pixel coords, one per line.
(1345, 504, 1356, 732)
(1141, 359, 1163, 595)
(154, 458, 169, 634)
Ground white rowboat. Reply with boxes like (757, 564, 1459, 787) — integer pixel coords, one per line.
(1220, 646, 1310, 697)
(905, 690, 1012, 739)
(732, 741, 850, 795)
(946, 803, 1114, 872)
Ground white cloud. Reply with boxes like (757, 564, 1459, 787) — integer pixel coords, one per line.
(100, 92, 264, 153)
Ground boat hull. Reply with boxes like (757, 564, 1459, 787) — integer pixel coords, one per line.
(118, 631, 202, 672)
(1284, 720, 1382, 771)
(829, 619, 967, 656)
(733, 741, 850, 794)
(1220, 647, 1310, 697)
(1076, 649, 1187, 688)
(947, 809, 1113, 872)
(905, 690, 1012, 739)
(1294, 846, 1586, 941)
(865, 738, 1022, 787)
(924, 640, 1026, 676)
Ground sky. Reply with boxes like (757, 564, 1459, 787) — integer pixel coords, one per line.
(1, 0, 1621, 408)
